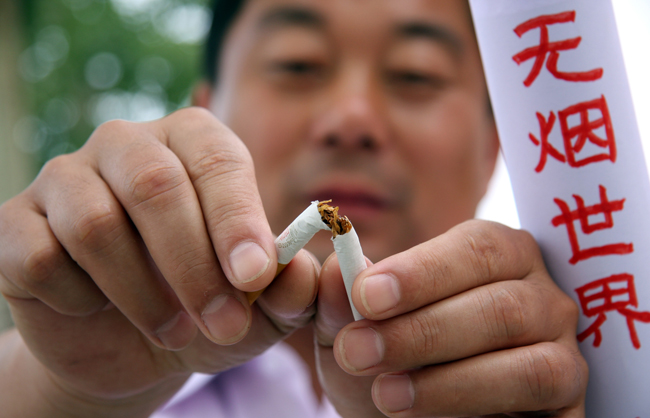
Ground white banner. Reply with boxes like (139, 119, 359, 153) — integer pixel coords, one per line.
(470, 0, 650, 416)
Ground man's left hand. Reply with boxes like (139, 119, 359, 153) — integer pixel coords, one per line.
(315, 220, 588, 418)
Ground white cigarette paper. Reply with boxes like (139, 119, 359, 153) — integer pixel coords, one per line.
(247, 201, 330, 304)
(332, 227, 366, 321)
(248, 199, 368, 317)
(274, 200, 330, 264)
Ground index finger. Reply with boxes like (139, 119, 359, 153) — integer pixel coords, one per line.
(88, 109, 276, 343)
(351, 220, 543, 319)
(154, 108, 277, 291)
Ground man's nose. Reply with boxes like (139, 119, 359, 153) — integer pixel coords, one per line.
(309, 69, 389, 152)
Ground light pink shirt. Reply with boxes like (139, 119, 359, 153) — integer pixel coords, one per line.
(152, 343, 342, 418)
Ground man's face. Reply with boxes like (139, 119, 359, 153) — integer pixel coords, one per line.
(208, 0, 498, 262)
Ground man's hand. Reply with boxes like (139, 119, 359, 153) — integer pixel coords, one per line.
(0, 108, 318, 417)
(316, 220, 588, 418)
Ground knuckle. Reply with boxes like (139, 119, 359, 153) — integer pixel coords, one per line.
(171, 108, 253, 182)
(21, 243, 65, 290)
(411, 249, 440, 285)
(69, 203, 123, 255)
(169, 246, 218, 285)
(206, 191, 260, 231)
(519, 347, 558, 405)
(175, 106, 215, 125)
(529, 271, 581, 335)
(512, 228, 543, 269)
(88, 119, 134, 149)
(517, 344, 578, 408)
(458, 220, 541, 281)
(572, 349, 589, 393)
(479, 284, 529, 343)
(39, 154, 72, 178)
(173, 107, 226, 138)
(406, 312, 444, 358)
(515, 228, 539, 252)
(459, 222, 505, 282)
(0, 199, 15, 229)
(93, 119, 133, 139)
(189, 145, 253, 187)
(124, 161, 187, 208)
(557, 290, 579, 322)
(553, 290, 581, 334)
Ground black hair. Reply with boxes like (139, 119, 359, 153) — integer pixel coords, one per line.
(204, 0, 247, 85)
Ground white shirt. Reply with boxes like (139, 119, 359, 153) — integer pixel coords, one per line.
(152, 342, 342, 418)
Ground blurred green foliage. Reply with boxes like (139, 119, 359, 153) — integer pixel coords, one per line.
(15, 0, 210, 169)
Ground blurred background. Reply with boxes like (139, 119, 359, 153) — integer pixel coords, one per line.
(1, 0, 210, 179)
(0, 0, 649, 332)
(0, 0, 211, 331)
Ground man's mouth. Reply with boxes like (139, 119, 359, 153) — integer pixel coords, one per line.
(316, 190, 386, 209)
(306, 184, 395, 221)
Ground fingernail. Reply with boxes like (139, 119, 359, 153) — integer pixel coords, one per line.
(375, 374, 415, 413)
(156, 311, 194, 350)
(340, 327, 384, 371)
(361, 274, 400, 315)
(201, 295, 249, 343)
(229, 242, 270, 284)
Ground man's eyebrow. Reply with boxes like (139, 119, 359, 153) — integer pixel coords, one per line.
(396, 22, 464, 56)
(258, 6, 325, 31)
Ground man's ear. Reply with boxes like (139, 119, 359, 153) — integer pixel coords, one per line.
(192, 81, 213, 108)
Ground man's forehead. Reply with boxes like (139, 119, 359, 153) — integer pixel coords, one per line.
(241, 0, 471, 50)
(257, 3, 325, 30)
(244, 0, 469, 29)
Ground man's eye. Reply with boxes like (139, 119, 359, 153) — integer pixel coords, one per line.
(271, 61, 323, 75)
(387, 70, 448, 100)
(389, 71, 439, 86)
(266, 60, 327, 90)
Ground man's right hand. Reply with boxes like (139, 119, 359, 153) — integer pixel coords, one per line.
(0, 108, 319, 417)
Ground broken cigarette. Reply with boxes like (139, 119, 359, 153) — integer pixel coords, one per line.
(320, 201, 366, 321)
(246, 200, 330, 304)
(246, 200, 368, 321)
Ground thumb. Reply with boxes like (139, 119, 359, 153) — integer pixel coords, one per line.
(315, 254, 383, 417)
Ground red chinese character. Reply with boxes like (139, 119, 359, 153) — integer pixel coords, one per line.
(552, 185, 633, 265)
(558, 95, 616, 167)
(529, 111, 565, 172)
(528, 96, 616, 172)
(576, 274, 650, 349)
(513, 11, 604, 87)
